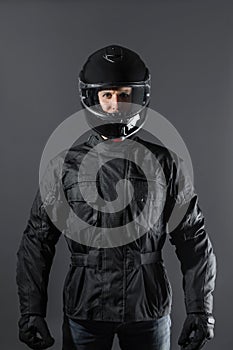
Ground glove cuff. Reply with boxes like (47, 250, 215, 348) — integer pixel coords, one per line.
(187, 312, 215, 326)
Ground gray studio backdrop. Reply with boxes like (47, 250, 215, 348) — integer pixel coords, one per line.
(0, 0, 232, 349)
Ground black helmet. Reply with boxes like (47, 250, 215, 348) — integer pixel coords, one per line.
(78, 45, 151, 140)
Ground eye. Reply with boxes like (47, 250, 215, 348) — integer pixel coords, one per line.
(102, 92, 112, 99)
(119, 92, 130, 99)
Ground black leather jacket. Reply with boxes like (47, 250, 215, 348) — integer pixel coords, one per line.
(16, 131, 216, 322)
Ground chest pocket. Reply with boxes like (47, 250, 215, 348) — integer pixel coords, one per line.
(65, 181, 100, 228)
(127, 178, 167, 232)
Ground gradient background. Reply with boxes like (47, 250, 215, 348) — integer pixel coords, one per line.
(0, 0, 232, 349)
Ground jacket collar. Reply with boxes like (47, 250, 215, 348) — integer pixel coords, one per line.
(86, 130, 139, 148)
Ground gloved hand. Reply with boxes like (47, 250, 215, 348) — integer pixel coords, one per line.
(18, 315, 55, 349)
(178, 313, 215, 350)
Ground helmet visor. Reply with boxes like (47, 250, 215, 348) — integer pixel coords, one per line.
(79, 78, 151, 122)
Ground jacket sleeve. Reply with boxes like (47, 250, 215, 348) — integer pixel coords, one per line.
(165, 154, 217, 315)
(16, 158, 64, 317)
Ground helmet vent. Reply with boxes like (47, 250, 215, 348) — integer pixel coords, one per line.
(103, 46, 123, 63)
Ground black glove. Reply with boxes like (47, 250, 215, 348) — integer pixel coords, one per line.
(18, 315, 55, 350)
(178, 313, 215, 350)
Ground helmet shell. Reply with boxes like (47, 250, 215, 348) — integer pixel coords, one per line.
(79, 45, 151, 140)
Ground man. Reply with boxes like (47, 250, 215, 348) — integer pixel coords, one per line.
(16, 45, 216, 350)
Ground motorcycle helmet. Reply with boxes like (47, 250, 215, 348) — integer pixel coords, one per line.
(78, 45, 151, 140)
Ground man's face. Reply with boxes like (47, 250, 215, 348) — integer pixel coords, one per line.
(98, 87, 132, 114)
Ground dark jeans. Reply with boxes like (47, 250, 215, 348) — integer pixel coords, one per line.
(62, 314, 171, 350)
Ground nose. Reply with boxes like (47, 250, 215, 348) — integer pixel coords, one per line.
(111, 94, 120, 112)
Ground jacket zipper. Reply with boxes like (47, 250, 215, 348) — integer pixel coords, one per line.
(122, 245, 126, 322)
(122, 151, 129, 322)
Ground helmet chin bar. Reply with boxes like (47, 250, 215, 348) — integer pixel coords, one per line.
(87, 115, 147, 141)
(81, 101, 148, 140)
(93, 122, 130, 139)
